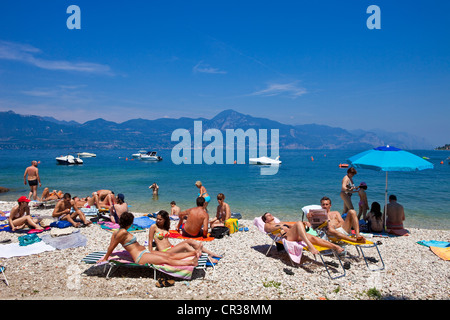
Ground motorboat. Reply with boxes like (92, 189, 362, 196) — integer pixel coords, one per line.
(132, 150, 147, 158)
(249, 156, 281, 165)
(56, 155, 84, 165)
(140, 151, 163, 161)
(77, 152, 96, 158)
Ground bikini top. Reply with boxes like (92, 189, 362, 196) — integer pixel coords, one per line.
(123, 234, 137, 247)
(154, 229, 170, 240)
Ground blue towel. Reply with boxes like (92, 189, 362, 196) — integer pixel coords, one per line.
(133, 216, 156, 229)
(417, 240, 450, 248)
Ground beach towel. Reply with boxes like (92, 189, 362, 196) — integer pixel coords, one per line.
(41, 231, 87, 250)
(98, 221, 145, 233)
(18, 233, 41, 246)
(0, 241, 56, 258)
(282, 239, 305, 264)
(429, 247, 450, 261)
(417, 240, 450, 248)
(133, 216, 156, 229)
(71, 207, 99, 216)
(168, 230, 215, 242)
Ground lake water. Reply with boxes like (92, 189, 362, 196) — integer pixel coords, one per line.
(1, 148, 449, 230)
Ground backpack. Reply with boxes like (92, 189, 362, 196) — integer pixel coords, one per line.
(210, 226, 230, 239)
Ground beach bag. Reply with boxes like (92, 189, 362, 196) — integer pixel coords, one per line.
(210, 226, 230, 239)
(306, 209, 328, 229)
(224, 218, 238, 234)
(50, 220, 72, 229)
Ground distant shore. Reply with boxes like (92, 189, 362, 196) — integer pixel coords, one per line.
(0, 200, 449, 300)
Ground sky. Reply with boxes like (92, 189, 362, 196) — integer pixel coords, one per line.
(0, 1, 449, 146)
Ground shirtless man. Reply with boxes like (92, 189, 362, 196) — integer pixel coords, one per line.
(384, 194, 405, 230)
(210, 193, 231, 228)
(110, 193, 128, 223)
(8, 196, 43, 231)
(320, 196, 365, 243)
(72, 194, 99, 209)
(177, 197, 209, 238)
(52, 193, 92, 228)
(24, 161, 41, 200)
(262, 212, 344, 255)
(170, 201, 180, 219)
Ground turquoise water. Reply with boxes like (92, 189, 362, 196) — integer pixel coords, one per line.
(1, 148, 449, 230)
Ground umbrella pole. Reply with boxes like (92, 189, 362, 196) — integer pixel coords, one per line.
(384, 171, 388, 231)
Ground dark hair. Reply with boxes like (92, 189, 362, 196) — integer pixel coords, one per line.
(347, 167, 357, 175)
(118, 211, 134, 229)
(320, 196, 331, 204)
(170, 201, 176, 205)
(63, 193, 71, 200)
(389, 194, 397, 201)
(217, 193, 225, 200)
(370, 202, 382, 219)
(196, 196, 205, 207)
(157, 210, 171, 231)
(261, 212, 270, 222)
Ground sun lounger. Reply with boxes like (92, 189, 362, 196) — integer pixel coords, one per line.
(302, 205, 385, 271)
(82, 250, 214, 280)
(253, 217, 346, 280)
(0, 264, 8, 286)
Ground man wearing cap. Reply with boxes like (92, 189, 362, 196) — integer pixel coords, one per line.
(110, 193, 128, 223)
(8, 196, 43, 231)
(23, 160, 41, 201)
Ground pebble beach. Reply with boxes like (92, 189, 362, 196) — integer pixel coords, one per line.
(0, 201, 449, 301)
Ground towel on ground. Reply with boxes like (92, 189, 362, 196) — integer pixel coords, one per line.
(168, 230, 215, 242)
(0, 241, 55, 258)
(417, 240, 450, 248)
(133, 216, 156, 229)
(41, 231, 87, 250)
(429, 247, 450, 261)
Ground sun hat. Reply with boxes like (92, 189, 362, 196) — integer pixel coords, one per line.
(359, 182, 367, 188)
(17, 196, 31, 203)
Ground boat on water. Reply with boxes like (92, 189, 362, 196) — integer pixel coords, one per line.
(56, 155, 83, 165)
(249, 156, 281, 165)
(140, 151, 163, 161)
(132, 150, 147, 158)
(339, 163, 349, 168)
(77, 152, 96, 158)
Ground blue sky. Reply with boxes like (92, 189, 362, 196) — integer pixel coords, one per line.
(0, 1, 449, 146)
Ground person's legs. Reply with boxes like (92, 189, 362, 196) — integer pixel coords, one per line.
(286, 222, 319, 255)
(138, 251, 198, 266)
(306, 233, 344, 253)
(342, 209, 362, 238)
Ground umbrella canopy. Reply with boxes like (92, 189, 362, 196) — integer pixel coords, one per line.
(346, 145, 434, 229)
(347, 145, 434, 172)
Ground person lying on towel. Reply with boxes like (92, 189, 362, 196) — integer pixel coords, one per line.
(98, 211, 199, 266)
(261, 212, 344, 255)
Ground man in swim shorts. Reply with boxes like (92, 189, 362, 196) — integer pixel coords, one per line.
(52, 193, 92, 228)
(23, 160, 41, 200)
(177, 197, 209, 238)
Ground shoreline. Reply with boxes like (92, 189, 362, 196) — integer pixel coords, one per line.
(0, 201, 449, 300)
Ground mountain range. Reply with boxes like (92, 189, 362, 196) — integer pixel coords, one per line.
(0, 109, 433, 150)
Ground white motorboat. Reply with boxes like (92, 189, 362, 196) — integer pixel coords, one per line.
(249, 156, 281, 165)
(132, 150, 147, 158)
(140, 151, 163, 161)
(56, 155, 84, 165)
(77, 152, 96, 158)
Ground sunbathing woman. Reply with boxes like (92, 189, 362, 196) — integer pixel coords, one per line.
(149, 210, 222, 263)
(99, 211, 199, 267)
(261, 212, 344, 255)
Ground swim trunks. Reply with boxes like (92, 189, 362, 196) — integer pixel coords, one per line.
(28, 180, 38, 186)
(181, 226, 203, 238)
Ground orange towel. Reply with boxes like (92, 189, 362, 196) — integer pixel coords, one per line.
(430, 246, 450, 261)
(168, 230, 215, 242)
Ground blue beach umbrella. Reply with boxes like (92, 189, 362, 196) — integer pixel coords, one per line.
(346, 145, 434, 227)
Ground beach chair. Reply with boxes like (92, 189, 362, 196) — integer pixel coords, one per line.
(253, 217, 346, 280)
(82, 250, 214, 281)
(0, 264, 8, 286)
(301, 205, 385, 271)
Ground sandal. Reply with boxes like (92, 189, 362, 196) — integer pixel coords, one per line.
(155, 278, 175, 288)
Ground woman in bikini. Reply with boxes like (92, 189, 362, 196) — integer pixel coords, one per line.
(149, 210, 222, 263)
(195, 181, 210, 211)
(99, 211, 199, 267)
(340, 167, 359, 214)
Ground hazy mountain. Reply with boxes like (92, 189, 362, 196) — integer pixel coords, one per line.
(0, 109, 433, 150)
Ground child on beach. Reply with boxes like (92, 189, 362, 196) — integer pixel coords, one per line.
(357, 182, 369, 220)
(366, 202, 383, 233)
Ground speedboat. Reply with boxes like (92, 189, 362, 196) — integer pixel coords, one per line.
(249, 156, 281, 165)
(140, 151, 163, 161)
(132, 150, 147, 158)
(77, 152, 96, 158)
(56, 155, 83, 165)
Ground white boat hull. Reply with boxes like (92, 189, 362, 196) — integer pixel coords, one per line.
(249, 156, 281, 165)
(56, 155, 83, 165)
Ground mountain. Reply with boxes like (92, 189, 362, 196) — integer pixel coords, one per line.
(0, 109, 433, 150)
